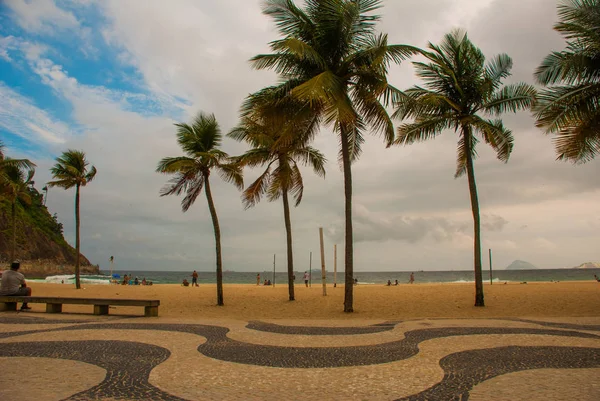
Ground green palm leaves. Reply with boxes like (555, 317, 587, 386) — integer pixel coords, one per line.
(48, 150, 97, 190)
(230, 92, 325, 209)
(157, 112, 243, 212)
(0, 140, 36, 188)
(534, 0, 600, 163)
(394, 30, 537, 177)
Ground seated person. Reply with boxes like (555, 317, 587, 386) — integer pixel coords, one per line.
(134, 277, 139, 285)
(141, 278, 147, 285)
(394, 280, 399, 286)
(387, 280, 391, 286)
(0, 261, 32, 311)
(182, 278, 190, 287)
(266, 279, 272, 285)
(122, 274, 129, 285)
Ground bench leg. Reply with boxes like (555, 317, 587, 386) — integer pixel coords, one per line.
(1, 302, 17, 312)
(46, 303, 63, 313)
(93, 305, 109, 315)
(145, 306, 158, 317)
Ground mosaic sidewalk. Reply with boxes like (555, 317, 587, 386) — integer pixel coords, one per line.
(0, 314, 599, 400)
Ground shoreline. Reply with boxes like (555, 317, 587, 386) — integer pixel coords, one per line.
(16, 281, 600, 320)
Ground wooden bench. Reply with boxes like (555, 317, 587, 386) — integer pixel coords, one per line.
(0, 296, 160, 317)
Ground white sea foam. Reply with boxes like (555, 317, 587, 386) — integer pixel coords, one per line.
(28, 274, 111, 285)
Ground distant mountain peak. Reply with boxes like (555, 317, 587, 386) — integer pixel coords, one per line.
(505, 260, 538, 270)
(570, 262, 600, 269)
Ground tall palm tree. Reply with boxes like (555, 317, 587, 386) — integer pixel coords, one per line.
(534, 0, 600, 162)
(47, 150, 97, 289)
(251, 0, 418, 312)
(393, 30, 537, 306)
(157, 112, 243, 306)
(3, 164, 35, 261)
(229, 91, 326, 301)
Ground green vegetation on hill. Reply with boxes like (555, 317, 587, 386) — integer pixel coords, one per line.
(0, 185, 90, 265)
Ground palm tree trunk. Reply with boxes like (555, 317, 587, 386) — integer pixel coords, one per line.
(281, 188, 295, 301)
(75, 183, 81, 290)
(464, 128, 484, 307)
(10, 201, 16, 261)
(204, 174, 224, 306)
(340, 126, 354, 313)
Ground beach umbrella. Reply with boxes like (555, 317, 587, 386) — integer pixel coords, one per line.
(112, 273, 120, 278)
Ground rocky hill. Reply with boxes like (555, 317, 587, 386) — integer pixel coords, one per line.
(505, 260, 538, 270)
(0, 185, 98, 277)
(570, 262, 600, 269)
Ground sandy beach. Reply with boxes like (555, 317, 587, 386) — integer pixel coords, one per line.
(20, 281, 600, 320)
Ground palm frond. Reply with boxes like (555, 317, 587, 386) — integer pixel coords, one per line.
(242, 167, 272, 209)
(472, 117, 514, 162)
(156, 156, 197, 174)
(483, 83, 537, 115)
(217, 162, 244, 190)
(289, 162, 304, 206)
(395, 116, 451, 145)
(181, 173, 206, 213)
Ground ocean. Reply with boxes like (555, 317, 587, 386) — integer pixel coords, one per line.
(30, 268, 600, 286)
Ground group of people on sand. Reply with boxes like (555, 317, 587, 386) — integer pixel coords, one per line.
(122, 274, 152, 286)
(387, 273, 415, 286)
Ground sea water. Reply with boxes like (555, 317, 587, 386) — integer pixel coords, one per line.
(30, 268, 600, 285)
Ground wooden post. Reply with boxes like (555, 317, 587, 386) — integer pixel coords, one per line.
(333, 244, 337, 288)
(319, 227, 327, 296)
(273, 254, 276, 287)
(489, 249, 493, 285)
(309, 251, 312, 287)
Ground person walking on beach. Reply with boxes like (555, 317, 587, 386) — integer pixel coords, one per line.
(191, 270, 199, 287)
(303, 271, 309, 287)
(409, 273, 415, 284)
(0, 261, 32, 310)
(256, 273, 260, 285)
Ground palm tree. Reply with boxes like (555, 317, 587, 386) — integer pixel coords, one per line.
(3, 164, 35, 261)
(534, 0, 600, 162)
(229, 91, 326, 301)
(393, 30, 537, 306)
(47, 150, 97, 289)
(157, 112, 243, 306)
(251, 0, 418, 312)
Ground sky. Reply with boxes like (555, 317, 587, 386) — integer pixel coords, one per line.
(0, 0, 598, 273)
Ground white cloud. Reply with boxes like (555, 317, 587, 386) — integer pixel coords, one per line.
(0, 81, 69, 144)
(4, 0, 80, 33)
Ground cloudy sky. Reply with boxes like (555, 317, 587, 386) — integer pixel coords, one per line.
(1, 0, 598, 272)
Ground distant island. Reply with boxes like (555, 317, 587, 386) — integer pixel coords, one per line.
(570, 262, 600, 269)
(505, 260, 538, 270)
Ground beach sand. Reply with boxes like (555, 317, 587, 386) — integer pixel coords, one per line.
(21, 281, 600, 320)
